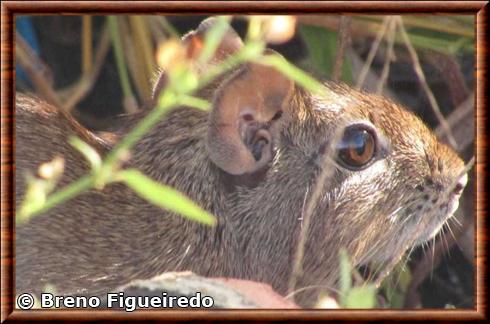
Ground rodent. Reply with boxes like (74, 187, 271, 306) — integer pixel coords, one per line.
(15, 19, 468, 307)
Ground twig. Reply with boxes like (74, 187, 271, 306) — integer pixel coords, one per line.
(107, 16, 137, 113)
(356, 17, 391, 90)
(435, 94, 474, 153)
(82, 16, 93, 74)
(129, 16, 155, 100)
(287, 131, 342, 297)
(375, 17, 397, 94)
(396, 17, 458, 149)
(332, 16, 351, 81)
(15, 32, 62, 108)
(61, 24, 111, 111)
(147, 16, 168, 43)
(120, 17, 151, 102)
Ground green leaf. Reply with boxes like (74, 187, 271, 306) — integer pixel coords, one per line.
(397, 266, 412, 293)
(119, 169, 216, 226)
(299, 25, 337, 77)
(339, 249, 352, 302)
(344, 285, 377, 308)
(379, 262, 412, 308)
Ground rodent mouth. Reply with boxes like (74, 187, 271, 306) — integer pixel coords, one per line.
(415, 197, 460, 245)
(360, 193, 463, 268)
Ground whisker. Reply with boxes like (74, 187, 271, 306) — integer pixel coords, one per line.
(284, 284, 340, 300)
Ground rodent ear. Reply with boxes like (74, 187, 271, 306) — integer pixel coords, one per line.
(207, 62, 294, 175)
(152, 18, 243, 102)
(182, 17, 243, 64)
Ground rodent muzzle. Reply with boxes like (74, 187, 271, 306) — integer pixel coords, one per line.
(451, 173, 468, 200)
(452, 176, 466, 195)
(414, 172, 468, 245)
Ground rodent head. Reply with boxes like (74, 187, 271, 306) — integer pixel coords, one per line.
(155, 18, 468, 287)
(281, 87, 468, 267)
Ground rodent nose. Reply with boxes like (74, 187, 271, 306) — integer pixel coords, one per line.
(453, 173, 468, 196)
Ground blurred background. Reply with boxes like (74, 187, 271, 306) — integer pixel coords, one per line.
(15, 15, 475, 308)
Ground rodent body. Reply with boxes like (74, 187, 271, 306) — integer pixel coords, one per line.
(15, 20, 467, 306)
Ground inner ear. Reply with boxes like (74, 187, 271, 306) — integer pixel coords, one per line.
(206, 63, 294, 175)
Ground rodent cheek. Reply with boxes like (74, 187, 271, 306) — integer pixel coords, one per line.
(339, 159, 388, 188)
(327, 160, 392, 220)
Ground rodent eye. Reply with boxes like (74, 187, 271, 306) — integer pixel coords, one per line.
(337, 125, 376, 170)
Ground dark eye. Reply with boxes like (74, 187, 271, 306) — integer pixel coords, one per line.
(337, 125, 377, 170)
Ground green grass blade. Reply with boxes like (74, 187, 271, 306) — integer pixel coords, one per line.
(119, 169, 216, 226)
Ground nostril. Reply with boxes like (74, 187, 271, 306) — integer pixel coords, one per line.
(453, 174, 468, 195)
(453, 182, 464, 195)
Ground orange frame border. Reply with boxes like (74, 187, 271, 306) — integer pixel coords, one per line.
(1, 1, 487, 322)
